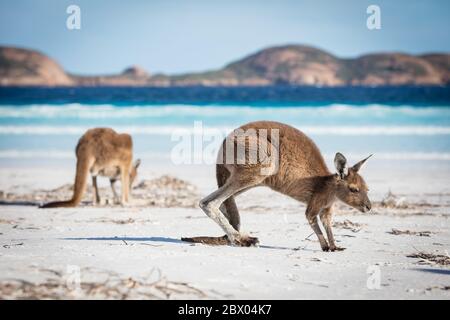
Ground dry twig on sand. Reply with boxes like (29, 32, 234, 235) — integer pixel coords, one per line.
(0, 268, 206, 300)
(378, 191, 409, 209)
(133, 175, 200, 208)
(426, 286, 450, 291)
(388, 229, 432, 237)
(407, 251, 450, 266)
(332, 219, 364, 233)
(0, 175, 201, 209)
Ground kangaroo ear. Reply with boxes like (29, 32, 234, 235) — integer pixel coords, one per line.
(334, 152, 348, 179)
(352, 154, 372, 172)
(133, 159, 141, 168)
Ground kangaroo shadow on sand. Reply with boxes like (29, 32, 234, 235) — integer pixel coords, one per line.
(0, 200, 40, 206)
(63, 236, 186, 245)
(63, 236, 313, 251)
(413, 268, 450, 275)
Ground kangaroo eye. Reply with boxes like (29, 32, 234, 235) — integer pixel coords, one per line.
(349, 187, 359, 193)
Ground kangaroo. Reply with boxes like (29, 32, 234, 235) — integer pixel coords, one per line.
(196, 121, 372, 251)
(41, 128, 141, 208)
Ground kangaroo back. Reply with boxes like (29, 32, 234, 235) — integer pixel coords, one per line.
(40, 157, 91, 208)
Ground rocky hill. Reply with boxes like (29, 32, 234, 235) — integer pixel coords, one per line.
(71, 65, 152, 86)
(0, 45, 449, 87)
(0, 47, 73, 86)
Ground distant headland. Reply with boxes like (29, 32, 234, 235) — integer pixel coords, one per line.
(0, 45, 449, 87)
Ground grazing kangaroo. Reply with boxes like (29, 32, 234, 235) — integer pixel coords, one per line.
(41, 128, 141, 208)
(197, 121, 372, 251)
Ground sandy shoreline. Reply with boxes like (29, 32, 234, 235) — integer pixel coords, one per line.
(0, 163, 449, 299)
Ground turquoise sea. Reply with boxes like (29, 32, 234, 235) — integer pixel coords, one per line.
(0, 86, 449, 166)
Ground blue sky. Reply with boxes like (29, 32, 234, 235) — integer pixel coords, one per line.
(0, 0, 449, 75)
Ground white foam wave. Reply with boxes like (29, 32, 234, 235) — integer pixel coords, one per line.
(0, 150, 74, 159)
(0, 150, 449, 161)
(324, 152, 450, 161)
(0, 103, 449, 119)
(0, 125, 449, 135)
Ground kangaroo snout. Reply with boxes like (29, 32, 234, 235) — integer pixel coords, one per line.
(361, 201, 372, 213)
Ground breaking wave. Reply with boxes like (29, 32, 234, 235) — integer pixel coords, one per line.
(0, 149, 449, 161)
(0, 125, 449, 135)
(0, 103, 449, 119)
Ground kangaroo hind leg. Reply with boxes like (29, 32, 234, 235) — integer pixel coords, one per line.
(110, 179, 120, 204)
(220, 196, 240, 231)
(119, 163, 131, 204)
(200, 170, 263, 247)
(216, 164, 241, 231)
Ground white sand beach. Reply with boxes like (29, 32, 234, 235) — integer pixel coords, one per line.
(1, 0, 450, 303)
(0, 159, 449, 299)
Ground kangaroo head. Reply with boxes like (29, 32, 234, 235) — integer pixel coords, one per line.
(333, 153, 372, 213)
(129, 159, 141, 188)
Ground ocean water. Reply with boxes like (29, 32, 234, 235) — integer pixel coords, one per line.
(0, 87, 449, 167)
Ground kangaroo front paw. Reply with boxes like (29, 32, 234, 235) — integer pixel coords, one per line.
(231, 235, 259, 247)
(330, 245, 346, 252)
(321, 244, 330, 252)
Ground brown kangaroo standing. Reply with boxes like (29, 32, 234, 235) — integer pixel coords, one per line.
(198, 121, 372, 251)
(41, 128, 140, 208)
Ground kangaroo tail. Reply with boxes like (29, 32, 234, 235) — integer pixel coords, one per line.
(40, 158, 91, 208)
(181, 235, 229, 245)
